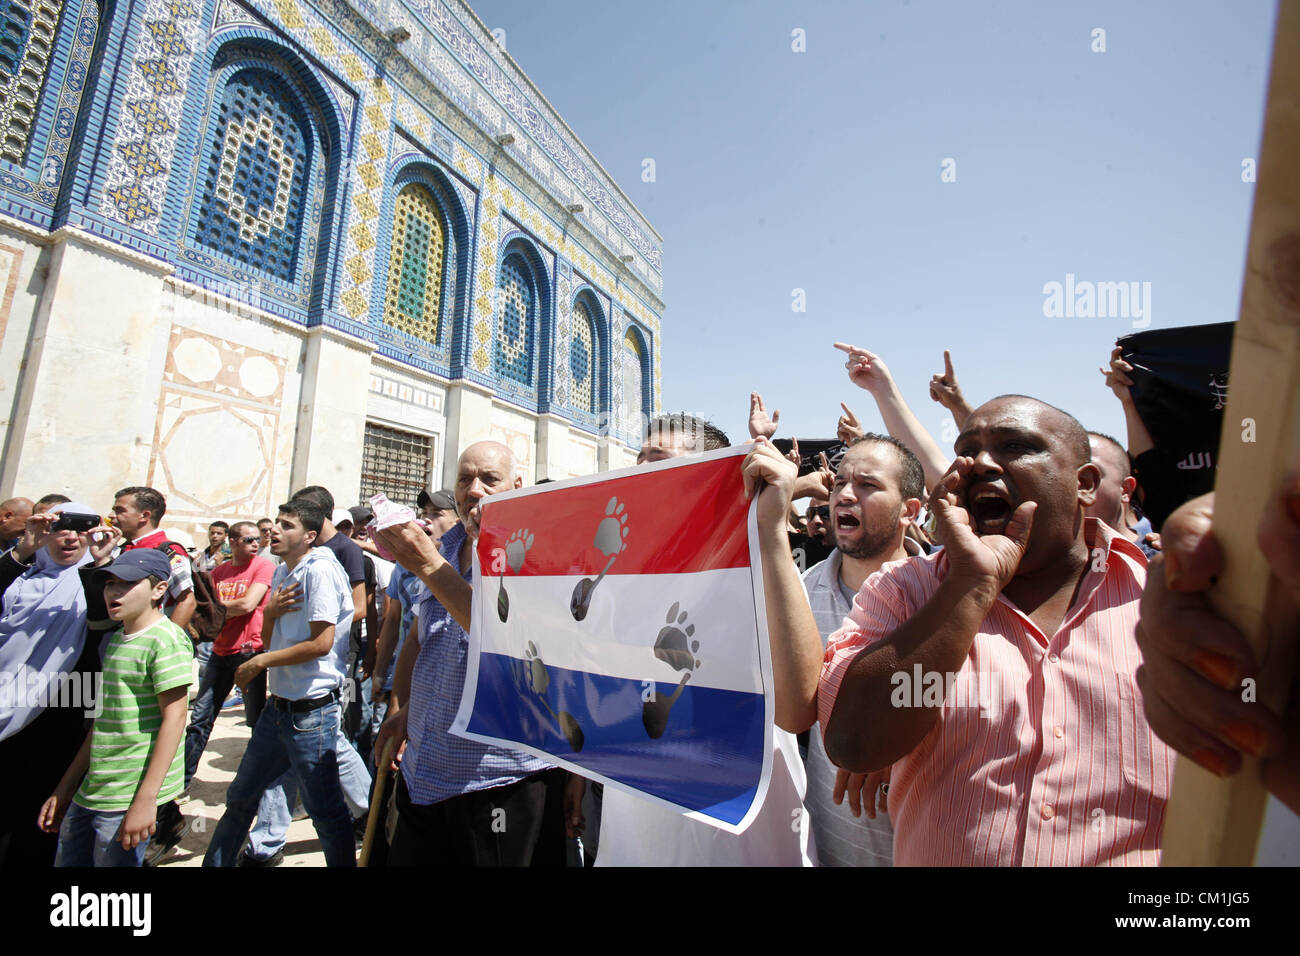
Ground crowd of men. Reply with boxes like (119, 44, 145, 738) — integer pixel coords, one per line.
(0, 339, 1296, 867)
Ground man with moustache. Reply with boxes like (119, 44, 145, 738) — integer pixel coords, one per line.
(759, 394, 1175, 865)
(800, 434, 924, 866)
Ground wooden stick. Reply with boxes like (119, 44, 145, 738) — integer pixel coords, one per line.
(1160, 0, 1300, 866)
(359, 737, 397, 868)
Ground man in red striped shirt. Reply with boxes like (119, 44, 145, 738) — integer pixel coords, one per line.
(759, 394, 1175, 865)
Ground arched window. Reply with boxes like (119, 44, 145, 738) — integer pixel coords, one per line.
(0, 0, 65, 163)
(570, 299, 597, 413)
(383, 183, 446, 345)
(493, 252, 534, 387)
(622, 327, 645, 437)
(193, 68, 311, 282)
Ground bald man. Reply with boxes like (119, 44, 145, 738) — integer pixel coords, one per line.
(757, 394, 1176, 865)
(374, 441, 572, 866)
(0, 497, 33, 552)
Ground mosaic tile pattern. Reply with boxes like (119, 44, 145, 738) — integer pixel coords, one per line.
(100, 0, 202, 232)
(194, 69, 310, 281)
(382, 182, 444, 345)
(570, 300, 594, 412)
(493, 251, 533, 386)
(0, 0, 63, 163)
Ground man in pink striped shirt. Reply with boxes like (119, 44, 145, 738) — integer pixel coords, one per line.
(767, 394, 1174, 865)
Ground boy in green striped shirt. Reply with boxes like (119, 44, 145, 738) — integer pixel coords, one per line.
(39, 550, 192, 866)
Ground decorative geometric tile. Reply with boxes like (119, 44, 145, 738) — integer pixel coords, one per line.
(100, 0, 202, 232)
(0, 0, 65, 164)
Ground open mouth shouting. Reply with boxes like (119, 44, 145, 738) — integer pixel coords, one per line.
(966, 483, 1017, 535)
(834, 509, 861, 534)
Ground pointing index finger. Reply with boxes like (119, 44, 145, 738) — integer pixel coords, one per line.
(943, 350, 954, 379)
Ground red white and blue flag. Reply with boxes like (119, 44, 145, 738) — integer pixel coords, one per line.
(451, 445, 775, 832)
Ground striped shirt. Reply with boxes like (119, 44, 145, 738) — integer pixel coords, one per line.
(75, 617, 192, 811)
(801, 550, 894, 866)
(402, 522, 550, 805)
(818, 518, 1173, 866)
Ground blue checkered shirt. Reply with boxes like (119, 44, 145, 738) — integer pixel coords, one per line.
(401, 522, 550, 804)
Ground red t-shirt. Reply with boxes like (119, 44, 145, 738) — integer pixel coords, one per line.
(210, 557, 275, 655)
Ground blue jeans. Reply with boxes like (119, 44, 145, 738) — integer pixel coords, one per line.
(203, 698, 355, 867)
(246, 727, 371, 860)
(195, 641, 213, 682)
(184, 648, 267, 786)
(54, 802, 148, 867)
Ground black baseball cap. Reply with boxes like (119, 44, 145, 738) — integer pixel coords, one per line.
(100, 549, 172, 581)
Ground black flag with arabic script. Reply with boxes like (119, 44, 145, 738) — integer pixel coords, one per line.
(1116, 321, 1234, 530)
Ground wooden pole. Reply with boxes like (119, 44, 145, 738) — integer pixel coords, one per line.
(359, 738, 397, 868)
(1160, 0, 1300, 866)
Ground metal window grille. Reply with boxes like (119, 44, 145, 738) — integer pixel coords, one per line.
(359, 422, 433, 509)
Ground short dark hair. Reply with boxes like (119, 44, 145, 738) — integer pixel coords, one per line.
(846, 434, 926, 502)
(209, 520, 229, 531)
(257, 517, 272, 527)
(114, 486, 167, 523)
(35, 493, 70, 509)
(145, 573, 168, 607)
(229, 520, 256, 539)
(985, 395, 1092, 466)
(278, 499, 325, 536)
(291, 485, 334, 516)
(645, 413, 730, 452)
(1087, 431, 1131, 478)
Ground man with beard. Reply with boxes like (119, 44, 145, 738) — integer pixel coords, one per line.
(758, 395, 1175, 865)
(800, 434, 924, 866)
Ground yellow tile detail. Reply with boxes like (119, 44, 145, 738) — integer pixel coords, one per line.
(345, 254, 370, 284)
(272, 0, 304, 29)
(350, 223, 375, 252)
(361, 133, 385, 160)
(365, 105, 388, 129)
(357, 163, 380, 190)
(354, 193, 378, 220)
(472, 345, 489, 371)
(341, 54, 366, 84)
(340, 288, 367, 318)
(309, 27, 336, 57)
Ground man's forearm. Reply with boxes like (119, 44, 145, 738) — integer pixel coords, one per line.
(1121, 400, 1155, 457)
(389, 619, 420, 712)
(417, 562, 472, 631)
(824, 576, 995, 772)
(170, 592, 197, 629)
(257, 624, 335, 669)
(760, 532, 823, 733)
(869, 381, 950, 493)
(372, 603, 400, 688)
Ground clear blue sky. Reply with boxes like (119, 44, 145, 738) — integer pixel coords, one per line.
(467, 0, 1276, 449)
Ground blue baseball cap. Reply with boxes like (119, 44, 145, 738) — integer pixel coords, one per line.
(101, 548, 173, 581)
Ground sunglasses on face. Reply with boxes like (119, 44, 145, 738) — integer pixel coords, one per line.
(810, 506, 830, 519)
(240, 536, 260, 544)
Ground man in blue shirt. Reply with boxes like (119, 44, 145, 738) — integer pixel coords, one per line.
(202, 498, 357, 866)
(375, 441, 575, 866)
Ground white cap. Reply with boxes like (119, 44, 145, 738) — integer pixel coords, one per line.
(331, 508, 352, 527)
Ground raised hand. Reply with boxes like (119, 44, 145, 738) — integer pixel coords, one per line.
(785, 437, 802, 467)
(87, 524, 122, 565)
(742, 438, 800, 534)
(833, 342, 896, 395)
(836, 403, 864, 444)
(792, 451, 835, 502)
(375, 520, 445, 576)
(929, 350, 968, 411)
(14, 512, 56, 562)
(928, 457, 1035, 592)
(1101, 345, 1135, 404)
(749, 392, 780, 440)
